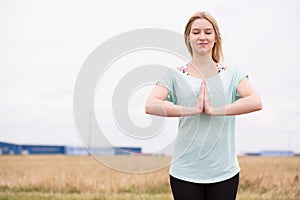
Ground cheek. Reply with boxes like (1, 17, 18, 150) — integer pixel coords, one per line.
(209, 35, 216, 43)
(213, 34, 217, 42)
(189, 35, 196, 42)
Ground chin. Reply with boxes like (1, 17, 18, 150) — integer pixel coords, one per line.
(194, 48, 209, 55)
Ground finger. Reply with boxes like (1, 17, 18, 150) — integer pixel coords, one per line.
(204, 84, 210, 103)
(203, 81, 208, 95)
(200, 81, 204, 89)
(199, 82, 205, 99)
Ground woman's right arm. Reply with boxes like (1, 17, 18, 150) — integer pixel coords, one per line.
(145, 83, 205, 117)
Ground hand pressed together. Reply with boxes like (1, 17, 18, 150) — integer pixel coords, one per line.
(195, 81, 214, 116)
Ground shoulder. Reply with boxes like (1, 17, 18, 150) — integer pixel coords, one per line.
(221, 66, 248, 80)
(228, 66, 248, 76)
(222, 66, 239, 73)
(167, 66, 184, 74)
(160, 66, 182, 79)
(226, 67, 249, 84)
(218, 63, 228, 71)
(176, 66, 183, 72)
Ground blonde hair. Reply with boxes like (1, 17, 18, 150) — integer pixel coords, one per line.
(184, 11, 223, 63)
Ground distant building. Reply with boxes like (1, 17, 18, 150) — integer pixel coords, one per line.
(114, 147, 142, 155)
(260, 150, 294, 157)
(243, 152, 261, 156)
(65, 146, 115, 155)
(0, 141, 65, 155)
(244, 150, 295, 157)
(0, 141, 142, 155)
(0, 141, 20, 155)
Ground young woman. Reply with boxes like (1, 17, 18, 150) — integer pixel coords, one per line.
(145, 11, 262, 200)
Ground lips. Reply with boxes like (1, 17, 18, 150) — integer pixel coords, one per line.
(198, 43, 208, 46)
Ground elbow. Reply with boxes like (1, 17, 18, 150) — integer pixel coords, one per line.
(253, 97, 263, 111)
(145, 101, 151, 115)
(145, 106, 150, 115)
(255, 102, 263, 111)
(145, 98, 167, 116)
(145, 100, 165, 116)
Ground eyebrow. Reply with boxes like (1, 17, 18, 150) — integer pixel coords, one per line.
(191, 28, 213, 31)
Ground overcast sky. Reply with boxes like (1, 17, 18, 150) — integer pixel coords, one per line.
(0, 0, 300, 154)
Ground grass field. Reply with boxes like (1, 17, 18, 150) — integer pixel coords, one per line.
(0, 155, 299, 200)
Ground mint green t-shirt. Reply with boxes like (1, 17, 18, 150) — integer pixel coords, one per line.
(157, 66, 248, 183)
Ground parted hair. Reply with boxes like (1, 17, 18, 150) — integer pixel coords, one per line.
(184, 11, 223, 63)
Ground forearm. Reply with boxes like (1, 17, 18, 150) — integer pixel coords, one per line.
(145, 99, 198, 117)
(212, 96, 263, 116)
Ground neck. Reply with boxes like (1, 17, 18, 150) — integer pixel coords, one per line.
(189, 53, 218, 79)
(190, 53, 216, 68)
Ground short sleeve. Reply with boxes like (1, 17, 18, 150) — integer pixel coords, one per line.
(233, 68, 248, 101)
(156, 68, 178, 104)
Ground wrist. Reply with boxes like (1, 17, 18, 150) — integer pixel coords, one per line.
(182, 106, 203, 116)
(209, 106, 226, 116)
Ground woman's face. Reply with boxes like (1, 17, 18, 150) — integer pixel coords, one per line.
(189, 18, 216, 57)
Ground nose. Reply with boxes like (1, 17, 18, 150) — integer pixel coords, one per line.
(198, 32, 206, 40)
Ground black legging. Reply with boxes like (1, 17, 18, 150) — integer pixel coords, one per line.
(170, 173, 239, 200)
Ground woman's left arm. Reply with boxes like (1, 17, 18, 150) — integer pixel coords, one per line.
(205, 77, 263, 116)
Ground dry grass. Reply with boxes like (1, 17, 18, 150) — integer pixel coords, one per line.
(0, 155, 299, 200)
(238, 156, 300, 200)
